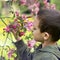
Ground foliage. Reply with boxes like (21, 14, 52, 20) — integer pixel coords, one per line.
(0, 0, 59, 60)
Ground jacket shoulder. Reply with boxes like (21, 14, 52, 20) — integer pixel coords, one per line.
(33, 52, 58, 60)
(40, 52, 58, 60)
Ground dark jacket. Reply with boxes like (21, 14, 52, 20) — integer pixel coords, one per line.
(15, 40, 60, 60)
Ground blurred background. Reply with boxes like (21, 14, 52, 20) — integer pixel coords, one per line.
(0, 0, 60, 60)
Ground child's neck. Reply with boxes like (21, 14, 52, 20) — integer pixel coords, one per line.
(42, 41, 57, 48)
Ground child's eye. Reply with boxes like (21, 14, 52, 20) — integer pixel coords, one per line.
(33, 28, 36, 30)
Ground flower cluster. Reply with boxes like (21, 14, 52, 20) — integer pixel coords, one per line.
(43, 0, 56, 9)
(0, 0, 56, 60)
(3, 11, 33, 36)
(27, 39, 36, 48)
(3, 0, 56, 35)
(3, 0, 56, 53)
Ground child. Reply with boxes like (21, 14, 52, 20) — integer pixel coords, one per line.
(12, 8, 60, 60)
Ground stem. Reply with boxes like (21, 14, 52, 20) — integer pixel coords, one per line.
(9, 32, 14, 43)
(0, 17, 11, 18)
(0, 18, 7, 26)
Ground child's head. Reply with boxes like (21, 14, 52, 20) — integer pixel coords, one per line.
(33, 8, 60, 43)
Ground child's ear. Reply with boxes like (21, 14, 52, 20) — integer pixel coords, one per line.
(43, 32, 49, 40)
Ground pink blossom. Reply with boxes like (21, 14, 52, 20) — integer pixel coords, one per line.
(28, 3, 39, 15)
(20, 0, 27, 5)
(51, 4, 56, 10)
(45, 3, 50, 9)
(34, 7, 39, 15)
(19, 32, 25, 36)
(28, 2, 39, 9)
(21, 14, 27, 20)
(28, 3, 36, 10)
(12, 25, 17, 29)
(12, 21, 20, 29)
(27, 40, 36, 48)
(43, 0, 47, 4)
(33, 3, 40, 8)
(8, 49, 15, 59)
(28, 22, 33, 27)
(15, 11, 19, 17)
(3, 21, 20, 33)
(25, 22, 33, 31)
(3, 26, 10, 32)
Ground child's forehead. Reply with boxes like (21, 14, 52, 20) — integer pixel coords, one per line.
(33, 17, 40, 27)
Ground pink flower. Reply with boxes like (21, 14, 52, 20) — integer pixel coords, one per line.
(21, 14, 27, 20)
(12, 25, 17, 29)
(43, 1, 50, 9)
(15, 11, 19, 17)
(34, 3, 40, 8)
(3, 26, 10, 32)
(28, 3, 39, 15)
(28, 2, 39, 9)
(51, 4, 56, 10)
(27, 40, 36, 48)
(20, 0, 27, 5)
(34, 7, 39, 15)
(25, 22, 33, 31)
(28, 22, 33, 27)
(8, 49, 15, 59)
(12, 21, 20, 29)
(19, 32, 25, 36)
(3, 21, 20, 33)
(43, 0, 47, 4)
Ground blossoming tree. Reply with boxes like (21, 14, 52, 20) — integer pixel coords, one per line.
(0, 0, 56, 60)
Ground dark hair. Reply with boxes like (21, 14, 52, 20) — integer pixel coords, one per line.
(37, 8, 60, 42)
